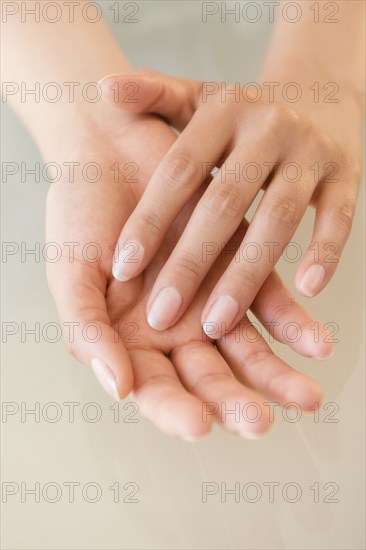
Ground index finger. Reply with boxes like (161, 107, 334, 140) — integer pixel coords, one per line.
(112, 109, 232, 282)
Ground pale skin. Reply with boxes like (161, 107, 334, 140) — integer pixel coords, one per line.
(102, 2, 364, 337)
(2, 0, 361, 439)
(45, 117, 328, 439)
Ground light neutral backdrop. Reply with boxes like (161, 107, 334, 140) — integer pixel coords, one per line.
(1, 2, 365, 549)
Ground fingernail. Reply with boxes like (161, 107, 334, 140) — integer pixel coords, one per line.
(98, 75, 110, 87)
(315, 347, 335, 361)
(300, 264, 326, 297)
(98, 74, 120, 89)
(147, 286, 183, 330)
(113, 241, 144, 282)
(181, 433, 209, 443)
(202, 295, 240, 339)
(91, 358, 120, 400)
(301, 326, 334, 360)
(240, 430, 266, 441)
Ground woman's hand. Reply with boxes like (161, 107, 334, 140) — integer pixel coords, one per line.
(100, 69, 362, 338)
(46, 115, 330, 440)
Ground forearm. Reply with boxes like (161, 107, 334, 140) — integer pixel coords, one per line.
(260, 0, 365, 110)
(1, 0, 134, 159)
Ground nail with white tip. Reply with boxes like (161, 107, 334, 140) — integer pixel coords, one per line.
(113, 240, 144, 282)
(91, 358, 120, 401)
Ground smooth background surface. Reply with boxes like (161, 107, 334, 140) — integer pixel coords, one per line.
(1, 2, 365, 548)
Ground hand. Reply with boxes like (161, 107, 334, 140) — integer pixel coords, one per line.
(46, 115, 330, 440)
(100, 69, 362, 338)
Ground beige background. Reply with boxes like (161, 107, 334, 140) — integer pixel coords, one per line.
(1, 2, 365, 549)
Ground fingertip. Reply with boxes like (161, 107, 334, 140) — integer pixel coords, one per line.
(180, 423, 212, 442)
(314, 344, 334, 361)
(98, 73, 122, 101)
(239, 429, 268, 441)
(296, 263, 326, 297)
(98, 72, 143, 109)
(113, 240, 145, 282)
(239, 420, 272, 441)
(154, 397, 213, 439)
(283, 377, 324, 412)
(90, 353, 133, 401)
(298, 325, 334, 360)
(301, 385, 324, 413)
(91, 358, 121, 401)
(146, 286, 183, 332)
(237, 402, 272, 440)
(98, 73, 119, 87)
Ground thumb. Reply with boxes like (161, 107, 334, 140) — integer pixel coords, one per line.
(47, 258, 134, 401)
(99, 68, 202, 131)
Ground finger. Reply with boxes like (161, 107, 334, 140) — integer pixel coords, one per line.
(129, 348, 210, 440)
(99, 68, 202, 130)
(199, 219, 334, 358)
(47, 258, 133, 400)
(171, 341, 271, 439)
(251, 270, 334, 360)
(295, 162, 360, 297)
(217, 315, 323, 412)
(201, 149, 320, 338)
(145, 136, 280, 330)
(112, 107, 232, 284)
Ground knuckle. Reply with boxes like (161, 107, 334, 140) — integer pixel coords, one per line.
(265, 196, 300, 233)
(330, 203, 354, 232)
(267, 103, 301, 132)
(204, 94, 239, 125)
(138, 374, 178, 393)
(189, 371, 231, 396)
(172, 250, 202, 281)
(201, 183, 244, 223)
(138, 210, 162, 237)
(267, 298, 296, 326)
(243, 348, 272, 369)
(232, 267, 258, 290)
(240, 269, 258, 289)
(313, 128, 334, 155)
(158, 150, 198, 191)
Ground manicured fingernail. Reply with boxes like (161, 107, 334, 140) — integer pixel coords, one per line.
(147, 286, 183, 330)
(315, 347, 335, 361)
(113, 240, 144, 282)
(181, 433, 209, 442)
(240, 430, 266, 441)
(300, 264, 326, 297)
(300, 326, 334, 360)
(202, 295, 240, 339)
(91, 358, 120, 400)
(98, 75, 110, 87)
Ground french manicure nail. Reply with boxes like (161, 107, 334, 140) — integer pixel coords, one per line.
(147, 286, 183, 330)
(300, 326, 334, 360)
(113, 240, 144, 282)
(91, 358, 120, 401)
(240, 430, 265, 441)
(202, 295, 240, 339)
(315, 348, 335, 361)
(181, 433, 209, 443)
(300, 264, 326, 297)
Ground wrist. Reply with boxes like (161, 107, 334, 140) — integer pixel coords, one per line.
(41, 111, 176, 198)
(30, 97, 139, 162)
